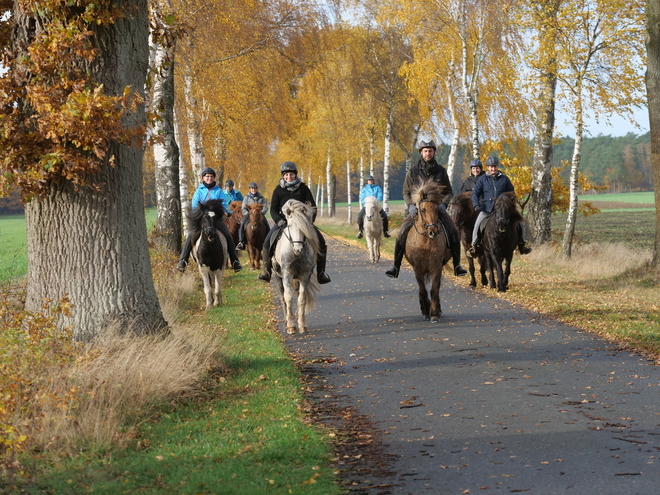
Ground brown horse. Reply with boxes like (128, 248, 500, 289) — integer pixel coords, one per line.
(451, 192, 487, 288)
(245, 203, 268, 270)
(481, 191, 522, 292)
(405, 180, 452, 322)
(224, 200, 243, 246)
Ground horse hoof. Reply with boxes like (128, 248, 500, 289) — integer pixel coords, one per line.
(423, 315, 430, 321)
(299, 327, 307, 334)
(286, 327, 296, 334)
(430, 316, 440, 323)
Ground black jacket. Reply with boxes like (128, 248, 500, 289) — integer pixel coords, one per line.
(270, 182, 316, 225)
(402, 158, 453, 207)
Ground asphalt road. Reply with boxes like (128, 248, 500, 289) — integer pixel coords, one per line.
(277, 238, 660, 495)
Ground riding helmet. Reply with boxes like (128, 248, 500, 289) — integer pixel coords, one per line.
(280, 161, 298, 175)
(248, 182, 258, 188)
(225, 179, 234, 187)
(469, 159, 483, 169)
(417, 139, 437, 151)
(366, 175, 374, 181)
(486, 156, 500, 167)
(201, 167, 216, 177)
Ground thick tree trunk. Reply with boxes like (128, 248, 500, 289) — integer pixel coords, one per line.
(174, 113, 190, 234)
(326, 150, 334, 217)
(562, 97, 584, 259)
(22, 0, 166, 340)
(529, 0, 560, 244)
(151, 36, 181, 253)
(646, 0, 660, 268)
(183, 60, 207, 178)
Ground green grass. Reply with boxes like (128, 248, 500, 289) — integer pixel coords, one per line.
(18, 270, 338, 494)
(0, 214, 27, 283)
(579, 191, 655, 204)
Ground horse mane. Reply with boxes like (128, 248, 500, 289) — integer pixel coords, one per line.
(187, 199, 227, 236)
(450, 192, 475, 225)
(282, 200, 320, 257)
(411, 179, 444, 205)
(364, 196, 381, 209)
(495, 192, 523, 222)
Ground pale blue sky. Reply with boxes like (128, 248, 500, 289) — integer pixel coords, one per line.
(555, 106, 649, 138)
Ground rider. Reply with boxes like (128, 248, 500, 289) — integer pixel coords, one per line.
(236, 182, 269, 250)
(385, 140, 468, 278)
(356, 174, 390, 239)
(176, 167, 243, 273)
(258, 161, 331, 285)
(468, 155, 533, 257)
(223, 179, 243, 204)
(461, 158, 485, 193)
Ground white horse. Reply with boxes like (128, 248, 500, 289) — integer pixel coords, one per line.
(363, 196, 383, 263)
(273, 200, 321, 334)
(189, 199, 229, 310)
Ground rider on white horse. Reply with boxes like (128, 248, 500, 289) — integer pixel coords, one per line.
(258, 161, 331, 285)
(356, 175, 390, 239)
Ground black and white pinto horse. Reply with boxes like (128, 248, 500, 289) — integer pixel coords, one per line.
(273, 200, 321, 334)
(187, 199, 228, 310)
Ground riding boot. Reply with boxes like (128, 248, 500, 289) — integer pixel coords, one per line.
(451, 240, 468, 277)
(385, 238, 405, 278)
(258, 239, 273, 282)
(316, 245, 331, 284)
(236, 216, 247, 250)
(517, 222, 532, 255)
(382, 214, 391, 238)
(356, 211, 364, 239)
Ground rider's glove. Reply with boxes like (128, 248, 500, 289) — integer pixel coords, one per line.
(277, 219, 287, 227)
(408, 204, 418, 217)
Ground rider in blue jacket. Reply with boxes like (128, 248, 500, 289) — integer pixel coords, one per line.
(177, 167, 243, 273)
(356, 175, 390, 239)
(468, 156, 532, 257)
(223, 179, 243, 204)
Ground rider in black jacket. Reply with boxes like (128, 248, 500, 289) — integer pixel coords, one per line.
(258, 161, 331, 284)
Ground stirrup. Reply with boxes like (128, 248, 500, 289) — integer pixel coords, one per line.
(383, 231, 391, 238)
(356, 231, 363, 239)
(385, 266, 399, 278)
(467, 245, 478, 257)
(317, 271, 331, 284)
(454, 265, 468, 277)
(519, 244, 532, 255)
(236, 242, 245, 250)
(232, 260, 243, 272)
(258, 271, 271, 283)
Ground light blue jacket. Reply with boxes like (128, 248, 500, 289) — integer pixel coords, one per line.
(224, 188, 244, 204)
(359, 183, 383, 207)
(191, 183, 225, 210)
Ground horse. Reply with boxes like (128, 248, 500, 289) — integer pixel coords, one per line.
(363, 196, 383, 263)
(245, 203, 268, 270)
(481, 191, 522, 293)
(187, 199, 229, 310)
(224, 200, 243, 246)
(405, 180, 452, 322)
(272, 199, 321, 334)
(450, 192, 487, 288)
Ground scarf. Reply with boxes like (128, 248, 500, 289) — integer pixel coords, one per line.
(279, 177, 301, 192)
(204, 181, 216, 189)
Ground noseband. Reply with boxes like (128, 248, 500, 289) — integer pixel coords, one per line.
(282, 223, 307, 251)
(415, 199, 439, 237)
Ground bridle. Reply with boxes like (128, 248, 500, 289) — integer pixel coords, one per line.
(282, 221, 308, 252)
(413, 199, 439, 238)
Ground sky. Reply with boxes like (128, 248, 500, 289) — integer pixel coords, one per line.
(554, 106, 649, 138)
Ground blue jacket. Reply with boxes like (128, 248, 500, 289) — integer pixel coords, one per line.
(359, 183, 383, 207)
(192, 183, 225, 210)
(471, 171, 514, 213)
(224, 188, 243, 204)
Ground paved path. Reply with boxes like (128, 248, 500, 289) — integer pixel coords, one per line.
(278, 238, 659, 495)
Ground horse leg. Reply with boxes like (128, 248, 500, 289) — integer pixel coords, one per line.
(429, 272, 443, 323)
(199, 267, 214, 310)
(495, 257, 506, 292)
(479, 255, 488, 286)
(297, 279, 308, 334)
(467, 254, 477, 288)
(281, 274, 297, 334)
(414, 271, 431, 320)
(503, 255, 513, 291)
(212, 268, 223, 306)
(486, 255, 497, 289)
(374, 234, 381, 263)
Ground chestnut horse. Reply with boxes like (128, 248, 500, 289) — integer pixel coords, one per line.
(450, 192, 487, 288)
(481, 192, 522, 292)
(245, 203, 268, 270)
(405, 180, 451, 322)
(224, 200, 243, 246)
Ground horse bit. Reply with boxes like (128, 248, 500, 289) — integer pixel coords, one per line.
(414, 199, 439, 237)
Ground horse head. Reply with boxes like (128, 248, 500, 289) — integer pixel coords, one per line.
(451, 192, 476, 228)
(364, 196, 380, 221)
(282, 200, 319, 257)
(494, 192, 520, 233)
(412, 180, 444, 239)
(248, 203, 263, 227)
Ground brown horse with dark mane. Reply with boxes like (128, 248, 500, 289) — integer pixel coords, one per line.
(245, 203, 268, 270)
(451, 192, 487, 288)
(224, 200, 243, 246)
(405, 180, 452, 322)
(481, 191, 522, 292)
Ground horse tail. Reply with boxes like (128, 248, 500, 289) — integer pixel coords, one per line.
(304, 278, 321, 309)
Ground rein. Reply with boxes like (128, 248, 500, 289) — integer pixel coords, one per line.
(282, 223, 308, 249)
(413, 199, 439, 237)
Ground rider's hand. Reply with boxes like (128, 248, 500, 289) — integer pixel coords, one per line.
(277, 219, 287, 227)
(408, 204, 418, 217)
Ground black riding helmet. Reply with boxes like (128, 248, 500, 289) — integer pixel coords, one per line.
(201, 167, 216, 177)
(486, 156, 500, 167)
(417, 139, 437, 151)
(469, 159, 483, 170)
(366, 174, 374, 181)
(280, 161, 298, 175)
(225, 179, 234, 187)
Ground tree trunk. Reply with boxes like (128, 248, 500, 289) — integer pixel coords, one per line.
(529, 0, 560, 244)
(183, 63, 206, 178)
(562, 96, 584, 259)
(382, 115, 392, 214)
(326, 150, 334, 217)
(646, 0, 660, 268)
(346, 154, 352, 224)
(22, 0, 167, 340)
(151, 35, 181, 253)
(174, 113, 190, 234)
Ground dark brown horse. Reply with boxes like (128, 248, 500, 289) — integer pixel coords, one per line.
(405, 180, 451, 322)
(245, 203, 268, 270)
(481, 191, 522, 292)
(451, 192, 487, 288)
(224, 200, 243, 246)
